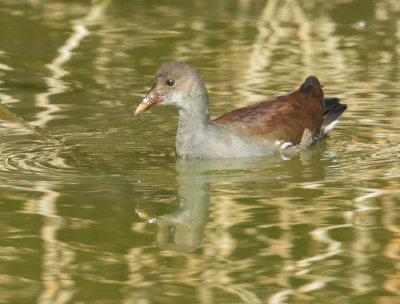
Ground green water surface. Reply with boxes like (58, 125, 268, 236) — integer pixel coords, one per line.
(1, 0, 400, 303)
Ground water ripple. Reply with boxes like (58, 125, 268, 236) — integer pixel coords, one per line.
(0, 142, 72, 174)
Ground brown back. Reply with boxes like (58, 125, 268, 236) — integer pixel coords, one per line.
(214, 80, 324, 144)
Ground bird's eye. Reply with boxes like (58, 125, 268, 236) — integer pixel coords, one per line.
(165, 79, 175, 86)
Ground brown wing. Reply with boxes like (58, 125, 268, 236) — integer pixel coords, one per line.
(213, 76, 324, 144)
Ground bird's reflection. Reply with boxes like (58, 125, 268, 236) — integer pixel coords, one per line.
(136, 143, 329, 252)
(152, 164, 210, 252)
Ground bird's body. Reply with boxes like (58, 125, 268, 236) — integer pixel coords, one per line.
(135, 61, 347, 159)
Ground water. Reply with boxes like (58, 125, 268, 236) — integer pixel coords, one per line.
(1, 0, 400, 303)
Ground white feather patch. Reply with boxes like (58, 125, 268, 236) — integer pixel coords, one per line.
(274, 140, 293, 150)
(323, 120, 339, 134)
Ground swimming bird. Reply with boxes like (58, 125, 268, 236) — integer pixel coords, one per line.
(135, 61, 346, 158)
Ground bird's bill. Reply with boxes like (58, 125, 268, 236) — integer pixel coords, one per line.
(134, 87, 163, 117)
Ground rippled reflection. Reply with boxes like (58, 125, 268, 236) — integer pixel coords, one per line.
(1, 0, 400, 303)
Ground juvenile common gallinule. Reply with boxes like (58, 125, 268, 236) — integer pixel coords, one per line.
(135, 61, 347, 158)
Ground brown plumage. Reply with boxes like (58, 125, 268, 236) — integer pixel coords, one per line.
(134, 62, 347, 158)
(215, 76, 327, 144)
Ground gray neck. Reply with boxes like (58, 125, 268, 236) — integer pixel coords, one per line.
(175, 94, 212, 157)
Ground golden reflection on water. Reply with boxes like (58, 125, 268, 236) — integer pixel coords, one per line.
(0, 0, 400, 303)
(131, 153, 400, 303)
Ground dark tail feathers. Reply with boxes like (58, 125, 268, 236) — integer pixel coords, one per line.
(321, 97, 347, 136)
